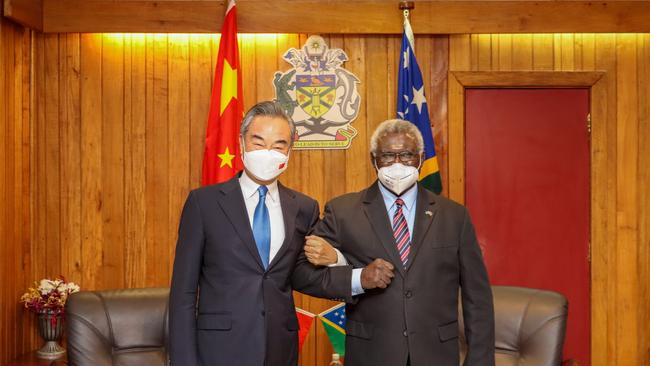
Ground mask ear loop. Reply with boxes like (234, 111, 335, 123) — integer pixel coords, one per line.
(278, 148, 291, 171)
(411, 153, 423, 181)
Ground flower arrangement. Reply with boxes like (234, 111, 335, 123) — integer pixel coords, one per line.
(20, 277, 80, 315)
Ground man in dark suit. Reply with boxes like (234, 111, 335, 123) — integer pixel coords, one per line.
(169, 101, 390, 366)
(304, 119, 495, 366)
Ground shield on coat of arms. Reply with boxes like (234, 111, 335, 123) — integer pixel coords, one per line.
(273, 35, 361, 150)
(296, 75, 336, 118)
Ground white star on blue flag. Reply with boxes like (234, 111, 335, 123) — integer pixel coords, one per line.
(396, 15, 442, 194)
(323, 304, 346, 330)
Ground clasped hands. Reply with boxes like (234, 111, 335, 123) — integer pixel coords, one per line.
(304, 235, 395, 290)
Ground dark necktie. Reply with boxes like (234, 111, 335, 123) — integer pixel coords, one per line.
(392, 198, 411, 267)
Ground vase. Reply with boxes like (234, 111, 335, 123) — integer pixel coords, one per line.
(35, 311, 66, 359)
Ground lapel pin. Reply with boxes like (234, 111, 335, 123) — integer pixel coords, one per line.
(425, 210, 433, 217)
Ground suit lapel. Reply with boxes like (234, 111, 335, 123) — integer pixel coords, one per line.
(217, 177, 265, 270)
(362, 182, 406, 278)
(268, 183, 298, 269)
(406, 185, 438, 272)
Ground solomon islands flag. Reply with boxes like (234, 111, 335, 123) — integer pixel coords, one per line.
(396, 15, 442, 194)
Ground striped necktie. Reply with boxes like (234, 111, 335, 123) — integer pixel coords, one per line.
(392, 198, 411, 267)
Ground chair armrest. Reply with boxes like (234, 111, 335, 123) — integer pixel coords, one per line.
(562, 359, 579, 366)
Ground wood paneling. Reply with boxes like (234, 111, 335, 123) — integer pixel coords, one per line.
(1, 18, 649, 365)
(7, 0, 650, 34)
(638, 34, 650, 366)
(0, 29, 449, 364)
(449, 33, 650, 366)
(0, 17, 33, 365)
(615, 34, 639, 366)
(2, 0, 42, 30)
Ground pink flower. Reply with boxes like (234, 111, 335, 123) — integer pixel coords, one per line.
(20, 277, 80, 314)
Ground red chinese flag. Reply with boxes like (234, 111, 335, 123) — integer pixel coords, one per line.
(295, 307, 315, 352)
(201, 0, 244, 186)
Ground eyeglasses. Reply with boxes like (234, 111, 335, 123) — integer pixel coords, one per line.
(375, 151, 419, 164)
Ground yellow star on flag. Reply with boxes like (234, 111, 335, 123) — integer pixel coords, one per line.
(217, 146, 235, 168)
(220, 59, 238, 115)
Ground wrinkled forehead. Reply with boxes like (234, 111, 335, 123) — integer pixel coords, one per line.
(245, 116, 292, 137)
(376, 132, 419, 151)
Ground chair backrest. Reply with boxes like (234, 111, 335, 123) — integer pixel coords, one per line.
(65, 288, 170, 366)
(459, 286, 569, 366)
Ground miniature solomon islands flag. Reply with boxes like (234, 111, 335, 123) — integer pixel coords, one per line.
(318, 303, 346, 356)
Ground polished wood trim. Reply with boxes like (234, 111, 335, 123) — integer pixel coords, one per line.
(452, 71, 604, 88)
(448, 69, 610, 365)
(3, 0, 42, 30)
(448, 70, 607, 201)
(12, 0, 650, 34)
(447, 72, 465, 204)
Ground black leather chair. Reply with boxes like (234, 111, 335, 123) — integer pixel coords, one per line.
(65, 286, 571, 366)
(65, 288, 169, 366)
(460, 285, 571, 366)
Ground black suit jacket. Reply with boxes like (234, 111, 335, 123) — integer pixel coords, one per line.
(312, 182, 495, 366)
(169, 177, 349, 366)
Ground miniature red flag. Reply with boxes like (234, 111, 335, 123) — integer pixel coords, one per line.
(295, 307, 316, 352)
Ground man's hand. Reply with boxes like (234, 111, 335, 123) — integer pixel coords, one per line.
(304, 235, 338, 266)
(360, 259, 395, 289)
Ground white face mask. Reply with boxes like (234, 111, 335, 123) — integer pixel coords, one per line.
(376, 162, 420, 195)
(242, 147, 289, 182)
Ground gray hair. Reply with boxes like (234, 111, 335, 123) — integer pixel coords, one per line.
(370, 119, 424, 155)
(240, 101, 296, 145)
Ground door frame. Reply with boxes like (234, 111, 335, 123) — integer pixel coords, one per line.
(448, 70, 608, 364)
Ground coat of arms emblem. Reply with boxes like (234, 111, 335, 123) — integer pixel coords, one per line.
(273, 36, 361, 149)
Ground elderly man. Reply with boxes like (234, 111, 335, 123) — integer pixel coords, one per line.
(169, 101, 391, 366)
(304, 119, 495, 366)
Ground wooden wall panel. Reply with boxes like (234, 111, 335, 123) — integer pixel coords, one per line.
(0, 17, 32, 364)
(449, 33, 650, 366)
(59, 33, 82, 301)
(167, 34, 191, 278)
(12, 0, 650, 34)
(638, 34, 650, 366)
(615, 34, 639, 366)
(2, 21, 648, 365)
(79, 33, 102, 293)
(123, 33, 147, 289)
(592, 33, 619, 366)
(101, 34, 126, 290)
(1, 30, 450, 364)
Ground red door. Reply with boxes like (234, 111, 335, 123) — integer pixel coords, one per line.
(465, 88, 591, 365)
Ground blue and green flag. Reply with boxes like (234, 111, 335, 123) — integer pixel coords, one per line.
(397, 14, 442, 194)
(318, 303, 346, 356)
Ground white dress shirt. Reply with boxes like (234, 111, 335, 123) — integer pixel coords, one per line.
(239, 171, 285, 264)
